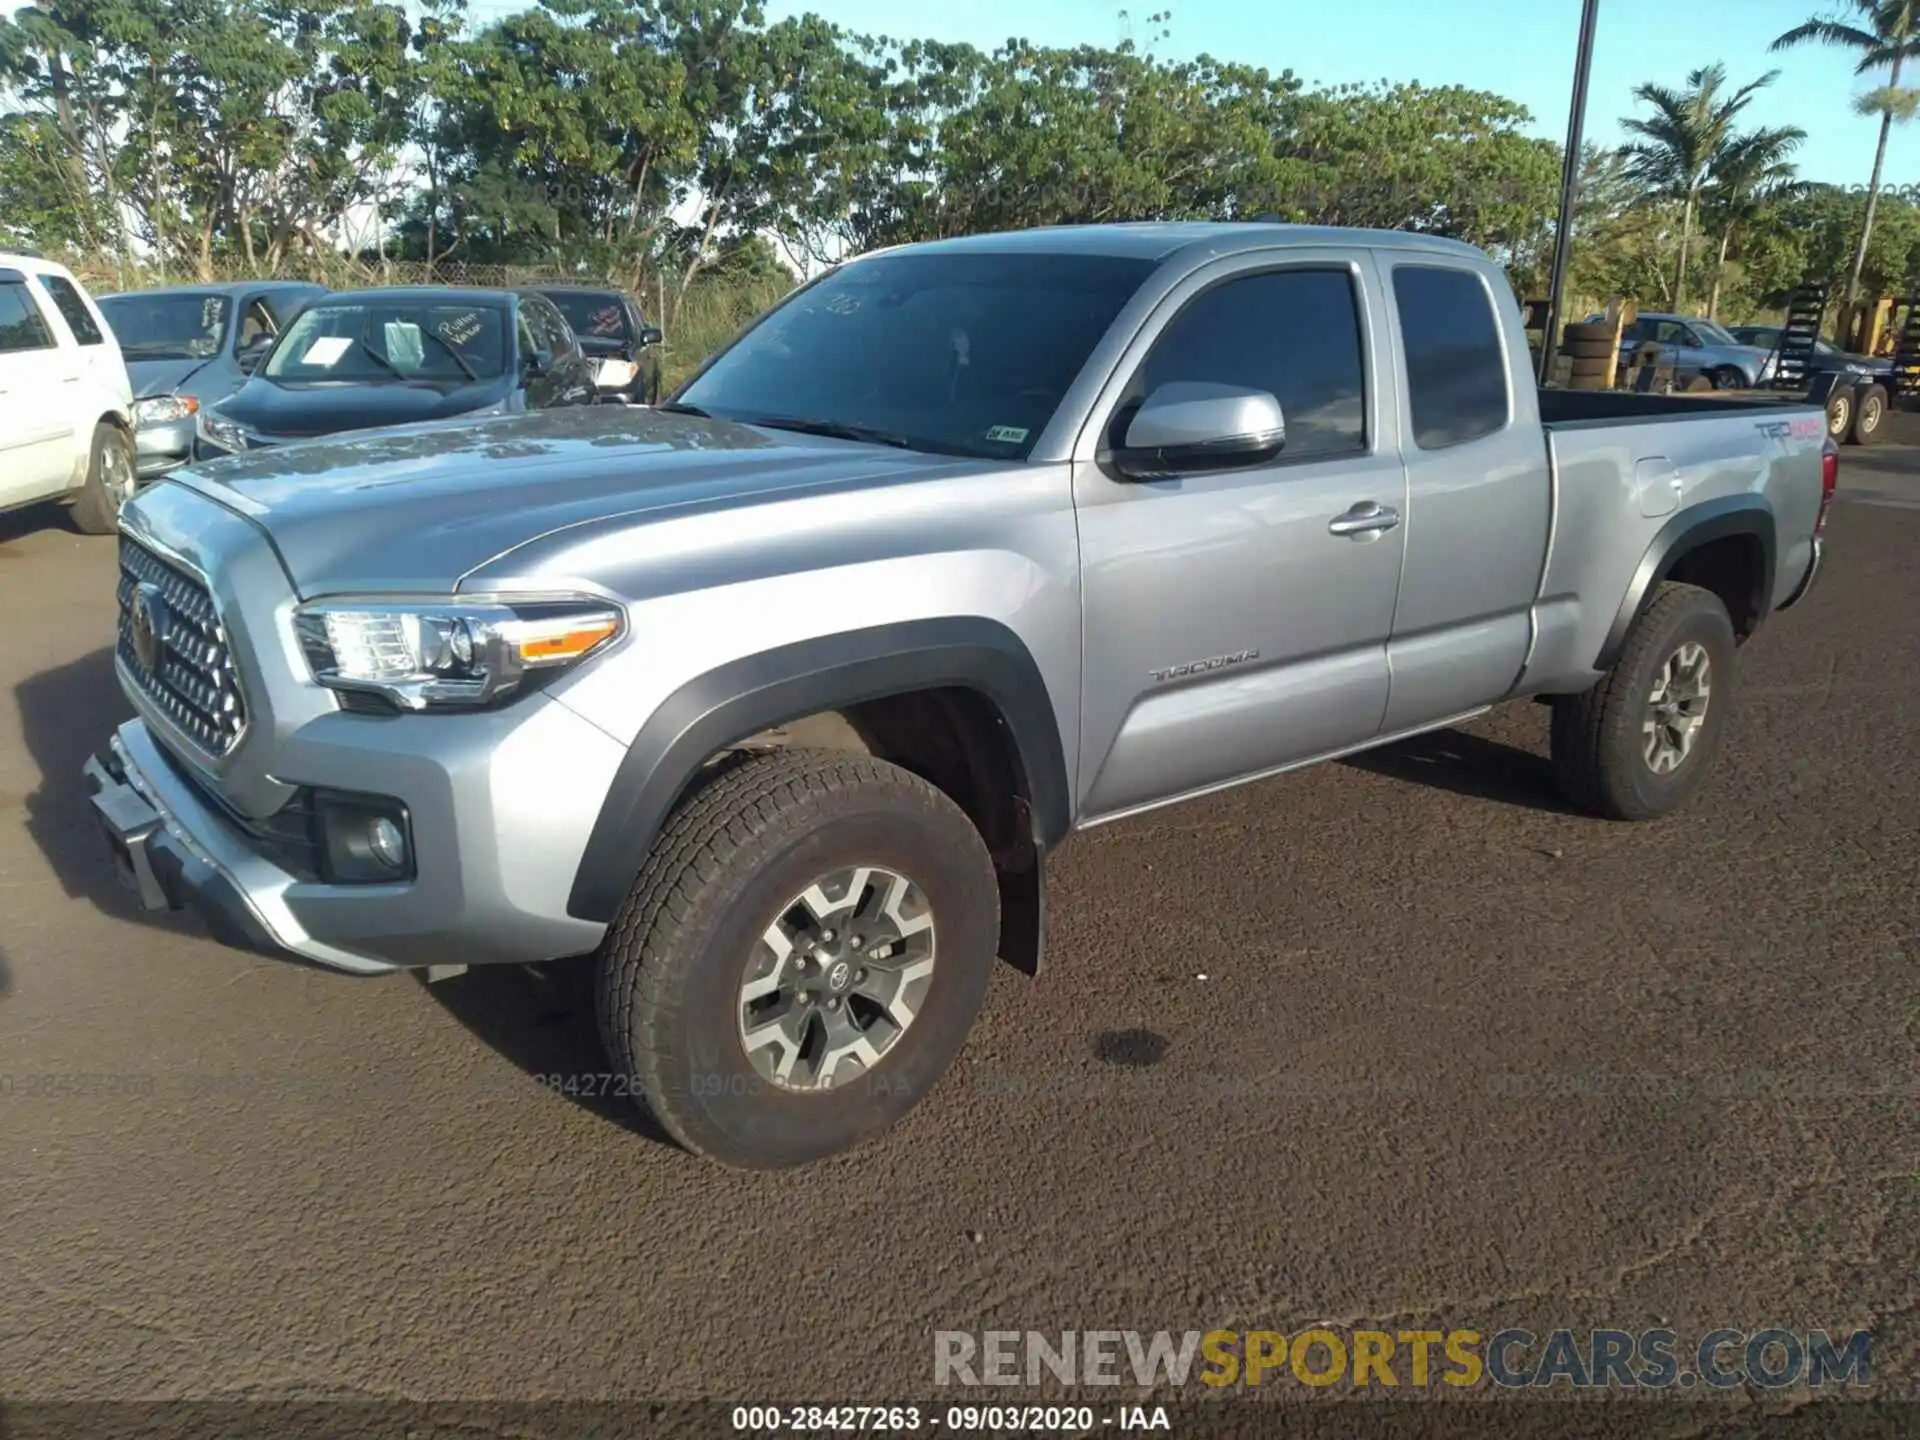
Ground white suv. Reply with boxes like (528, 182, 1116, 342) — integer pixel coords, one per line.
(0, 253, 135, 533)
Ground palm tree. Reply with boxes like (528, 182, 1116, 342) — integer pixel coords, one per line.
(1621, 64, 1781, 310)
(1772, 0, 1920, 310)
(1703, 124, 1807, 318)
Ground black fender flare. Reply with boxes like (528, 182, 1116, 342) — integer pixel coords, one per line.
(567, 618, 1072, 930)
(1595, 495, 1776, 672)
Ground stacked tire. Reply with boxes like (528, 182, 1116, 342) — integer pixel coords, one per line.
(1561, 321, 1619, 390)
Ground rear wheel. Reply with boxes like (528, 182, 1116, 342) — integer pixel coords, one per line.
(68, 422, 136, 535)
(595, 747, 1001, 1169)
(1849, 384, 1887, 445)
(1550, 582, 1738, 821)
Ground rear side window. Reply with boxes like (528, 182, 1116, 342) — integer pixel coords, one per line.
(1134, 268, 1368, 459)
(38, 274, 104, 344)
(1392, 265, 1510, 449)
(0, 283, 55, 353)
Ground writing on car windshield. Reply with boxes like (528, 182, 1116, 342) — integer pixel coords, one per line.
(97, 292, 231, 360)
(547, 292, 630, 340)
(678, 251, 1155, 458)
(264, 302, 506, 382)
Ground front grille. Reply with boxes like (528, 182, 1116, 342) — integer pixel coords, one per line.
(117, 537, 249, 757)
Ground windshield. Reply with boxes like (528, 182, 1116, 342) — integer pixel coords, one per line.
(98, 292, 230, 360)
(677, 251, 1155, 459)
(544, 291, 630, 344)
(264, 300, 507, 383)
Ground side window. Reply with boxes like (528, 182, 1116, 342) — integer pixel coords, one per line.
(514, 310, 541, 366)
(1622, 320, 1654, 345)
(530, 297, 576, 357)
(1654, 320, 1689, 346)
(1129, 268, 1367, 459)
(237, 299, 277, 348)
(1392, 264, 1510, 450)
(0, 284, 56, 353)
(38, 275, 104, 345)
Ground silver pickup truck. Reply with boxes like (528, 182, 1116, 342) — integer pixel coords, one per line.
(85, 223, 1834, 1169)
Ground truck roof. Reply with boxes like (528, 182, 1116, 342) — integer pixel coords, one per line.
(861, 222, 1488, 265)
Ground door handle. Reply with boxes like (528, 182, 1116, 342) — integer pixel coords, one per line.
(1328, 501, 1400, 537)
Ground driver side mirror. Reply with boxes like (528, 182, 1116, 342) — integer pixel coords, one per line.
(523, 348, 552, 377)
(637, 324, 664, 349)
(236, 336, 273, 374)
(1111, 381, 1286, 479)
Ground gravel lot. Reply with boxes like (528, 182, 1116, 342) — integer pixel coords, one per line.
(1, 428, 1915, 1436)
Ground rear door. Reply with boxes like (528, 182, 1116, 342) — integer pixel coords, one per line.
(1377, 257, 1551, 729)
(1073, 251, 1409, 820)
(0, 274, 76, 505)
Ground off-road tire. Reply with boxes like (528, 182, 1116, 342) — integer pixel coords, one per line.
(1563, 338, 1619, 360)
(69, 422, 135, 535)
(1561, 321, 1616, 343)
(1849, 384, 1887, 445)
(1550, 582, 1739, 821)
(595, 747, 1000, 1169)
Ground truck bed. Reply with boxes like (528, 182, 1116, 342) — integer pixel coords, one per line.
(1520, 385, 1828, 698)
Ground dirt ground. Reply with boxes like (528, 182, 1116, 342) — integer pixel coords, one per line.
(1, 431, 1914, 1437)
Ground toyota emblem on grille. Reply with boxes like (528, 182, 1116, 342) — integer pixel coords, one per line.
(129, 581, 168, 674)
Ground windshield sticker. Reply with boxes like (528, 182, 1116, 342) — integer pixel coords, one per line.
(300, 335, 353, 367)
(985, 425, 1029, 444)
(202, 296, 222, 330)
(588, 304, 623, 335)
(436, 311, 484, 346)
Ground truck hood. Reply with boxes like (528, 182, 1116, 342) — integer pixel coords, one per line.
(165, 406, 969, 595)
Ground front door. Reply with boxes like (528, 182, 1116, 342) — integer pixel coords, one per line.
(1074, 254, 1409, 822)
(0, 278, 75, 506)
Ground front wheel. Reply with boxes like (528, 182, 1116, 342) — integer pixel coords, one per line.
(1549, 582, 1738, 821)
(69, 421, 136, 535)
(595, 748, 1001, 1169)
(1708, 366, 1748, 391)
(1826, 389, 1854, 441)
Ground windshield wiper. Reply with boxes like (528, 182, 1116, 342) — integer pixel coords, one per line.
(353, 339, 407, 380)
(738, 414, 920, 452)
(654, 401, 710, 417)
(417, 328, 480, 382)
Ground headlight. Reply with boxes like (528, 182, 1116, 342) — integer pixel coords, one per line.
(293, 597, 623, 710)
(596, 358, 638, 387)
(1757, 356, 1777, 380)
(134, 394, 200, 425)
(197, 410, 252, 453)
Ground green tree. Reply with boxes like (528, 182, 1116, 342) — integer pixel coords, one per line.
(1771, 0, 1920, 305)
(1702, 123, 1805, 317)
(1620, 63, 1780, 310)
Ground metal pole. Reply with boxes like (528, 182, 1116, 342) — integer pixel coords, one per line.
(1539, 0, 1602, 385)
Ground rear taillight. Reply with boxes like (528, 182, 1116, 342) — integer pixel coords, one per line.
(1818, 442, 1838, 532)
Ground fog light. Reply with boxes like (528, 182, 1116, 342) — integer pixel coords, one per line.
(312, 790, 414, 883)
(368, 816, 406, 870)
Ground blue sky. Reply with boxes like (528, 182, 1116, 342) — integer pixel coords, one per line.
(763, 0, 1917, 189)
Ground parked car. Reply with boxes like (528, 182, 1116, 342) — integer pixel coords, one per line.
(530, 284, 665, 405)
(1597, 312, 1779, 390)
(97, 281, 328, 480)
(1725, 323, 1895, 445)
(193, 286, 601, 457)
(0, 252, 135, 532)
(1725, 324, 1892, 379)
(88, 223, 1833, 1170)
